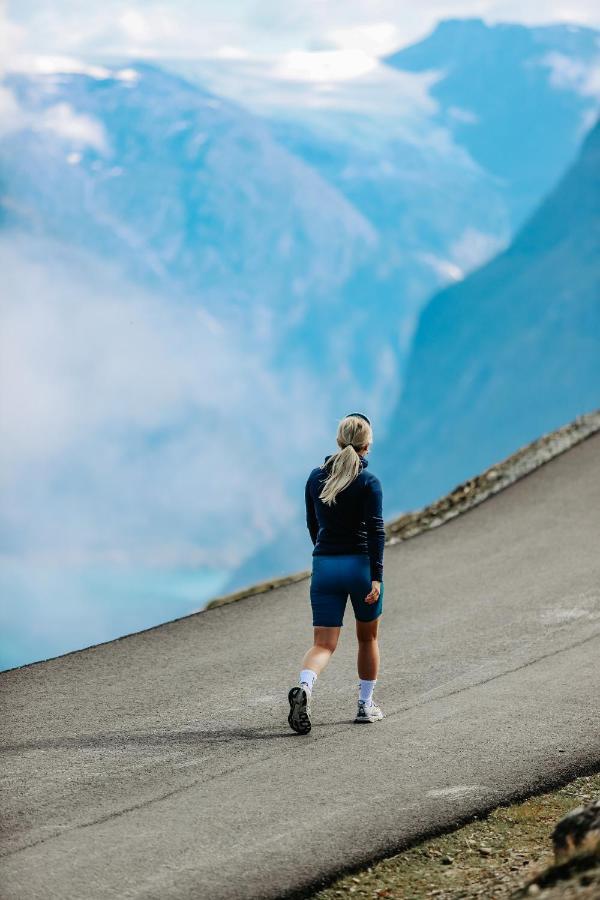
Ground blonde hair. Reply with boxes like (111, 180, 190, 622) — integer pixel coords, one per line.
(319, 415, 373, 506)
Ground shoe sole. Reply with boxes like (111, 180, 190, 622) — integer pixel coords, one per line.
(354, 711, 384, 724)
(288, 686, 311, 734)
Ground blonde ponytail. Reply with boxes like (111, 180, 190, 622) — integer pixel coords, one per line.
(319, 415, 373, 506)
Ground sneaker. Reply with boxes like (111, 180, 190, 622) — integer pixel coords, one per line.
(288, 684, 312, 734)
(354, 699, 384, 723)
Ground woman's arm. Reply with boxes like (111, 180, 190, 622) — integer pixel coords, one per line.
(363, 477, 385, 582)
(305, 478, 319, 546)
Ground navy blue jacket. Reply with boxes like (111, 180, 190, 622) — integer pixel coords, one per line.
(305, 454, 385, 581)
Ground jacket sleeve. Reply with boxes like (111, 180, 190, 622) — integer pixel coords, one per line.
(305, 477, 319, 546)
(362, 477, 385, 581)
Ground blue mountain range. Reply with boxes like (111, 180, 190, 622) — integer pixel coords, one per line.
(1, 17, 598, 664)
(377, 115, 600, 515)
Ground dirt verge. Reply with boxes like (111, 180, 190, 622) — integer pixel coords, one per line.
(309, 770, 600, 900)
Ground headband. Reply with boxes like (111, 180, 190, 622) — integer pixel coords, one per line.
(346, 412, 371, 426)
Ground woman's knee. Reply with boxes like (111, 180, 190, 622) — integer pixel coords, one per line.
(313, 625, 340, 653)
(356, 618, 380, 642)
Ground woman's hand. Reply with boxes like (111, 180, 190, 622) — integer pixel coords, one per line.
(364, 581, 381, 604)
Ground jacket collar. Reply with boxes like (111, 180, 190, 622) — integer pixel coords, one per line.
(324, 453, 368, 469)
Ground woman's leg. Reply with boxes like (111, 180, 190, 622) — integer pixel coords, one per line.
(301, 625, 341, 676)
(355, 617, 380, 680)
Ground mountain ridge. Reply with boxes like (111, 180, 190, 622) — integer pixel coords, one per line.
(377, 116, 600, 516)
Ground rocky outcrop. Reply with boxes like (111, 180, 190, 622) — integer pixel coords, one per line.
(513, 797, 600, 898)
(385, 408, 600, 544)
(553, 799, 600, 866)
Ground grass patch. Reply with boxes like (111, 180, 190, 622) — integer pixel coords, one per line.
(310, 771, 600, 899)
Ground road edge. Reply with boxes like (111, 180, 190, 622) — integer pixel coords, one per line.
(205, 406, 600, 608)
(4, 407, 598, 674)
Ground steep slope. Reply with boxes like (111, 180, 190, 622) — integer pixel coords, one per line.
(171, 19, 600, 330)
(223, 120, 600, 595)
(383, 17, 600, 229)
(378, 118, 600, 516)
(1, 63, 379, 364)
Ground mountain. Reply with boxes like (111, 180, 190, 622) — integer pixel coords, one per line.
(3, 62, 416, 411)
(213, 35, 600, 596)
(2, 34, 598, 645)
(262, 109, 507, 322)
(1, 64, 369, 353)
(377, 116, 600, 517)
(221, 116, 600, 594)
(4, 26, 598, 411)
(171, 17, 600, 326)
(383, 17, 600, 230)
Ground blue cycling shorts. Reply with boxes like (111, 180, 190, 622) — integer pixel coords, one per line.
(309, 553, 383, 627)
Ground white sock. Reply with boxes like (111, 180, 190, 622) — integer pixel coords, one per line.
(299, 668, 317, 692)
(359, 678, 377, 705)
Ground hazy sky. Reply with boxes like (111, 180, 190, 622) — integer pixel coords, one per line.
(4, 1, 600, 81)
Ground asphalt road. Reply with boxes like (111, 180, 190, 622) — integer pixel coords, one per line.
(1, 432, 599, 900)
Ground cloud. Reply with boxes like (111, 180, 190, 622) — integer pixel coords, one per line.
(0, 78, 109, 148)
(417, 251, 464, 282)
(0, 227, 330, 668)
(12, 54, 113, 78)
(272, 48, 378, 82)
(417, 226, 507, 283)
(167, 54, 449, 163)
(0, 8, 24, 68)
(4, 2, 598, 155)
(328, 21, 403, 55)
(537, 49, 600, 98)
(0, 83, 24, 135)
(0, 13, 112, 148)
(36, 101, 109, 151)
(449, 226, 508, 272)
(0, 234, 323, 571)
(447, 104, 479, 124)
(0, 7, 26, 134)
(5, 2, 600, 67)
(214, 45, 250, 60)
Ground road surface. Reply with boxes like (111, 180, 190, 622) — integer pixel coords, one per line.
(1, 432, 599, 899)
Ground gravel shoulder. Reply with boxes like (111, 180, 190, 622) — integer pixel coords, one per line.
(310, 770, 600, 900)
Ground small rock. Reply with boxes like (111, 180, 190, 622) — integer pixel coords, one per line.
(441, 855, 454, 864)
(552, 798, 600, 864)
(526, 885, 541, 895)
(478, 846, 493, 856)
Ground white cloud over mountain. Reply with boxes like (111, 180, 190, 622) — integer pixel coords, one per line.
(5, 1, 600, 74)
(0, 235, 321, 570)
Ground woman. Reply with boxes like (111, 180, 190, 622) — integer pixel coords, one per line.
(288, 412, 385, 735)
